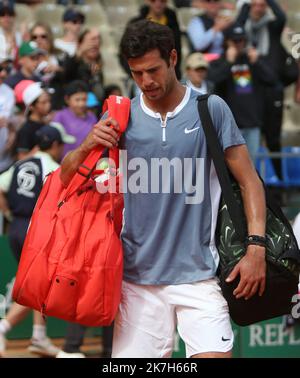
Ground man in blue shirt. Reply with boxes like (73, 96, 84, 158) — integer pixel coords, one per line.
(61, 20, 267, 358)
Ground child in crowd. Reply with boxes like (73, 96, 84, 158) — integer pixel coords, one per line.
(52, 80, 97, 158)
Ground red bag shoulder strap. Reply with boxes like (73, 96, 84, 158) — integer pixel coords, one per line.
(62, 95, 130, 201)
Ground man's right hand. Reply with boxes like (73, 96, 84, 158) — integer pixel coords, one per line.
(81, 117, 120, 153)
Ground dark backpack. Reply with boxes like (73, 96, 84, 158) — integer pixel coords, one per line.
(197, 94, 300, 326)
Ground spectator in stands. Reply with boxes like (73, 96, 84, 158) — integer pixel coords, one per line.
(29, 22, 65, 110)
(0, 123, 75, 358)
(208, 24, 276, 160)
(236, 0, 287, 178)
(54, 8, 85, 58)
(183, 52, 214, 94)
(126, 0, 182, 79)
(0, 53, 15, 173)
(187, 0, 233, 55)
(52, 80, 97, 158)
(0, 2, 22, 63)
(63, 28, 104, 102)
(5, 41, 46, 89)
(14, 80, 52, 160)
(30, 22, 64, 85)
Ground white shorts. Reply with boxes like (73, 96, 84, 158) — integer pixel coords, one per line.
(112, 278, 234, 358)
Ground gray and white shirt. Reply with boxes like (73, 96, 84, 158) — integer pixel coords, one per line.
(118, 88, 245, 285)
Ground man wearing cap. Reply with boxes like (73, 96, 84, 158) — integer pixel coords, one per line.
(184, 52, 214, 94)
(54, 8, 85, 57)
(0, 123, 75, 358)
(208, 24, 277, 159)
(5, 41, 46, 89)
(14, 80, 51, 160)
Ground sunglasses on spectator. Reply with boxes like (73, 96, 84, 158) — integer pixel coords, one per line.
(31, 34, 48, 41)
(0, 66, 7, 72)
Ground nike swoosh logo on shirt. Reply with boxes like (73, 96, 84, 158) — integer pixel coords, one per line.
(184, 127, 200, 134)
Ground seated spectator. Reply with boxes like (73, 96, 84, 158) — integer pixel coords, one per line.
(29, 22, 65, 110)
(14, 80, 51, 160)
(30, 22, 64, 85)
(0, 53, 15, 172)
(125, 0, 182, 79)
(208, 24, 276, 159)
(187, 0, 233, 55)
(63, 28, 104, 101)
(0, 2, 22, 63)
(52, 80, 97, 158)
(54, 8, 85, 58)
(236, 0, 288, 178)
(5, 41, 46, 89)
(183, 52, 214, 94)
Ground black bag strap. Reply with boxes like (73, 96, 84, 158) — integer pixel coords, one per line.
(197, 94, 246, 241)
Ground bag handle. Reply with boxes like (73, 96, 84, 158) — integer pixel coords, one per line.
(197, 95, 246, 241)
(60, 95, 130, 204)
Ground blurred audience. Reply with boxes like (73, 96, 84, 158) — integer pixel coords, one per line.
(5, 41, 46, 89)
(187, 0, 233, 56)
(183, 52, 214, 94)
(54, 8, 85, 58)
(0, 2, 22, 63)
(29, 22, 65, 110)
(52, 80, 97, 158)
(14, 80, 52, 160)
(237, 0, 289, 178)
(209, 24, 276, 160)
(0, 53, 15, 173)
(0, 123, 74, 359)
(63, 28, 104, 102)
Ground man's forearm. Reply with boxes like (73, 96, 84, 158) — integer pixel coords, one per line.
(240, 178, 266, 237)
(60, 145, 90, 187)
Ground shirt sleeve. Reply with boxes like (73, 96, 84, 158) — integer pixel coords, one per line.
(0, 166, 14, 192)
(187, 17, 218, 52)
(207, 95, 246, 151)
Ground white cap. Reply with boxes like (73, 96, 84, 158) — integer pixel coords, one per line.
(22, 82, 44, 106)
(50, 122, 76, 144)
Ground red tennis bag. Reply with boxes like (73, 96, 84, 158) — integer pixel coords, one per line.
(12, 95, 130, 326)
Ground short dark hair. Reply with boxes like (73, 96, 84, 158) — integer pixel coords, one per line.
(120, 20, 175, 66)
(64, 80, 89, 97)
